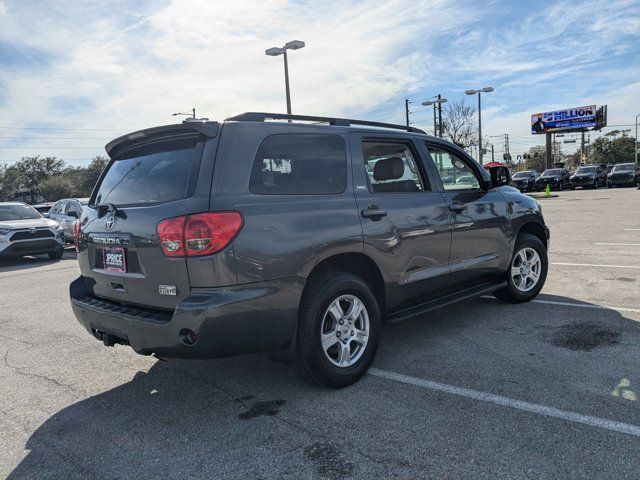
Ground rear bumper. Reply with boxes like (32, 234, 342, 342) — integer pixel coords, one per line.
(0, 238, 64, 258)
(608, 177, 636, 186)
(70, 276, 304, 358)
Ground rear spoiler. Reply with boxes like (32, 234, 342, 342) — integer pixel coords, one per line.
(105, 120, 219, 157)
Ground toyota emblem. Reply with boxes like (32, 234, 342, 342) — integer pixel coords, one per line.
(105, 215, 116, 231)
(29, 227, 36, 234)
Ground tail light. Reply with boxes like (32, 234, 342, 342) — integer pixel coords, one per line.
(73, 220, 81, 251)
(157, 212, 243, 257)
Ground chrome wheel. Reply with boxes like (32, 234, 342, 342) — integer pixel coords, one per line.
(511, 247, 542, 292)
(320, 294, 370, 368)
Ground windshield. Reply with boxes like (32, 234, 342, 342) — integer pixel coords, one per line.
(612, 164, 634, 172)
(541, 169, 561, 177)
(94, 135, 203, 207)
(577, 166, 597, 173)
(513, 171, 531, 179)
(0, 204, 42, 221)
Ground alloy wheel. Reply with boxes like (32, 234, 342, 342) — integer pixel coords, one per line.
(511, 247, 542, 292)
(320, 294, 370, 367)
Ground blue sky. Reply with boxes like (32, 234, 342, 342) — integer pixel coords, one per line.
(0, 0, 638, 165)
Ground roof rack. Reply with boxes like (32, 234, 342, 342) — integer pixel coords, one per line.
(224, 112, 426, 134)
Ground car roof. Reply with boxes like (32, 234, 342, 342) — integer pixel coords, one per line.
(105, 113, 435, 156)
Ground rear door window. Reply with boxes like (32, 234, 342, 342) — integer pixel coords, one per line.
(361, 141, 426, 193)
(93, 134, 204, 206)
(250, 134, 346, 195)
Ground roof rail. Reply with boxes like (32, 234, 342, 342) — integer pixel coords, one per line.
(224, 112, 426, 134)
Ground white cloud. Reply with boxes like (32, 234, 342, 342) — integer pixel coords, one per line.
(0, 0, 638, 164)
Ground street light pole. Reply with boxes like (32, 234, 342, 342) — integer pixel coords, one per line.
(422, 96, 447, 137)
(465, 87, 494, 165)
(265, 40, 305, 115)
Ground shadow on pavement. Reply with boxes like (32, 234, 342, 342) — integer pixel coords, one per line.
(8, 294, 640, 479)
(0, 249, 76, 273)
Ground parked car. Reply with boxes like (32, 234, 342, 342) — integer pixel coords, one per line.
(607, 163, 640, 188)
(70, 113, 550, 387)
(48, 197, 89, 242)
(0, 202, 65, 260)
(32, 202, 55, 215)
(511, 170, 538, 192)
(570, 165, 606, 189)
(535, 168, 571, 191)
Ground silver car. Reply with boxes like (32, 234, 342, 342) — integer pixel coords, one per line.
(48, 198, 89, 243)
(0, 202, 65, 260)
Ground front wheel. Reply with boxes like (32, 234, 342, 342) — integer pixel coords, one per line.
(295, 272, 381, 388)
(48, 249, 64, 260)
(495, 233, 548, 303)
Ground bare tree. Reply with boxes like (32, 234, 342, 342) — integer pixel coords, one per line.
(441, 100, 477, 149)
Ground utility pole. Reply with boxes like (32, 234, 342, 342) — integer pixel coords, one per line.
(580, 129, 585, 164)
(635, 113, 640, 165)
(503, 133, 510, 162)
(491, 144, 495, 162)
(437, 94, 443, 137)
(405, 99, 411, 127)
(545, 133, 552, 169)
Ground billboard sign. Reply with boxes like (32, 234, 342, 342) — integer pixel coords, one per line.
(531, 105, 597, 134)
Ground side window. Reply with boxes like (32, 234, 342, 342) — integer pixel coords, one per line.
(427, 146, 481, 191)
(54, 201, 66, 214)
(362, 141, 426, 193)
(249, 134, 346, 195)
(67, 202, 80, 217)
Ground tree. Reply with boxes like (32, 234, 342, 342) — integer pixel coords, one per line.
(523, 145, 546, 172)
(39, 176, 73, 201)
(14, 156, 65, 202)
(441, 100, 477, 149)
(0, 164, 23, 201)
(589, 130, 635, 165)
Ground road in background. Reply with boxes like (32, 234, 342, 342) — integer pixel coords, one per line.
(1, 187, 639, 479)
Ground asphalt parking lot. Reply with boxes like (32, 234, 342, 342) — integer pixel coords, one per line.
(1, 187, 639, 479)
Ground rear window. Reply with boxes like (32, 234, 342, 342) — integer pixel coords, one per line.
(250, 134, 347, 195)
(94, 134, 203, 206)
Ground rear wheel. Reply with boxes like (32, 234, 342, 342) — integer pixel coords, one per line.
(495, 233, 547, 303)
(295, 272, 381, 388)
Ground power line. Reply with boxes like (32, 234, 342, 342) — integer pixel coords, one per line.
(0, 126, 127, 131)
(0, 136, 111, 140)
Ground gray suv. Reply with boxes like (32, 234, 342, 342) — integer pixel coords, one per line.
(70, 113, 550, 387)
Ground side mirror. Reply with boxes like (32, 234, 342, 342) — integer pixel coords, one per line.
(489, 166, 511, 188)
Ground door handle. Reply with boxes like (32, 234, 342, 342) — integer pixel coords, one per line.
(448, 202, 467, 212)
(361, 205, 387, 220)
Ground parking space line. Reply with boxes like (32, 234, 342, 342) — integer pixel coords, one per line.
(625, 229, 640, 231)
(480, 295, 640, 313)
(368, 368, 640, 438)
(595, 243, 640, 246)
(551, 262, 640, 269)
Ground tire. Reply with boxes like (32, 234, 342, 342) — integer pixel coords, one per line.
(494, 233, 548, 304)
(557, 182, 562, 191)
(607, 182, 612, 188)
(570, 185, 575, 190)
(593, 180, 598, 189)
(48, 249, 64, 260)
(295, 272, 381, 388)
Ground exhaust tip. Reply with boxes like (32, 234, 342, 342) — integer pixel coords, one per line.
(179, 328, 198, 346)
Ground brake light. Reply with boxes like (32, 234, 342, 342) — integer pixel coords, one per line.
(73, 220, 81, 251)
(157, 212, 243, 257)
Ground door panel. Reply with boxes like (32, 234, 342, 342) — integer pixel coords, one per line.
(350, 133, 452, 312)
(424, 142, 510, 287)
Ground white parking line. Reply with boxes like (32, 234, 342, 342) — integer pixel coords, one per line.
(368, 368, 640, 438)
(480, 295, 640, 313)
(595, 243, 640, 246)
(624, 229, 640, 231)
(551, 262, 640, 269)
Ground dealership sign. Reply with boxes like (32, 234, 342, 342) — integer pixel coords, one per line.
(531, 105, 597, 134)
